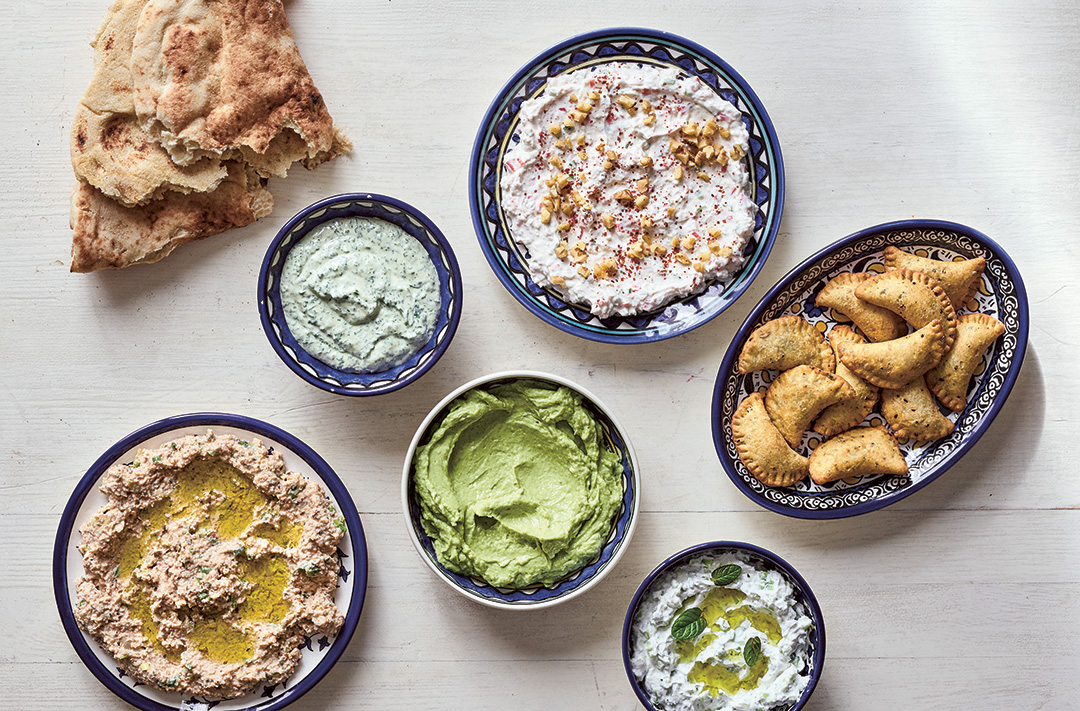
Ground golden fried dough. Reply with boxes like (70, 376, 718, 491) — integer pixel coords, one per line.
(884, 246, 986, 311)
(925, 313, 1006, 412)
(881, 378, 954, 444)
(815, 272, 907, 342)
(836, 319, 947, 389)
(765, 365, 855, 447)
(808, 426, 908, 485)
(738, 315, 834, 374)
(855, 269, 958, 351)
(731, 393, 809, 487)
(814, 326, 880, 437)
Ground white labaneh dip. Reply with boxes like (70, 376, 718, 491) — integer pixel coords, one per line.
(280, 217, 441, 373)
(499, 62, 757, 318)
(630, 552, 814, 711)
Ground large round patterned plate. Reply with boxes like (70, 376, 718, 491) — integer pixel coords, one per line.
(712, 220, 1028, 518)
(54, 414, 368, 711)
(469, 27, 784, 343)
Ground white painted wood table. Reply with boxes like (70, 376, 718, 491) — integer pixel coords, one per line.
(2, 1, 1077, 709)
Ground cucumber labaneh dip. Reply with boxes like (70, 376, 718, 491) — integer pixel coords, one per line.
(499, 62, 756, 318)
(412, 379, 623, 589)
(280, 216, 441, 373)
(631, 552, 814, 711)
(73, 432, 346, 698)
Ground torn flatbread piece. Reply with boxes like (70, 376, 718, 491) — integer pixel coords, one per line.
(881, 377, 954, 444)
(738, 315, 834, 374)
(855, 269, 958, 351)
(70, 162, 272, 272)
(71, 0, 228, 206)
(814, 326, 880, 437)
(925, 313, 1006, 412)
(732, 393, 809, 488)
(884, 246, 986, 311)
(814, 272, 907, 342)
(808, 426, 908, 485)
(130, 0, 350, 172)
(836, 319, 947, 389)
(765, 365, 855, 447)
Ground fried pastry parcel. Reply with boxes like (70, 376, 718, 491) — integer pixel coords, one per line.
(836, 319, 946, 389)
(883, 246, 986, 311)
(925, 313, 1006, 412)
(764, 365, 855, 447)
(808, 426, 908, 485)
(814, 326, 880, 437)
(855, 269, 958, 351)
(881, 377, 954, 444)
(814, 272, 907, 342)
(737, 315, 834, 374)
(731, 393, 809, 487)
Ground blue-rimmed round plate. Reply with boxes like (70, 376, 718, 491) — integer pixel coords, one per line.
(469, 27, 783, 344)
(402, 371, 640, 609)
(712, 219, 1029, 518)
(259, 193, 463, 396)
(622, 541, 825, 711)
(53, 413, 368, 711)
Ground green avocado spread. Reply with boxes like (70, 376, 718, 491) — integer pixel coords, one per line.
(412, 379, 624, 588)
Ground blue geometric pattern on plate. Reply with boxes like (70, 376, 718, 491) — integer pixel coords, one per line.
(469, 27, 784, 344)
(259, 193, 462, 396)
(711, 220, 1029, 519)
(405, 381, 638, 606)
(53, 413, 369, 711)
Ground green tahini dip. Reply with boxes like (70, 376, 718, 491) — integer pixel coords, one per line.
(280, 216, 441, 373)
(412, 379, 624, 588)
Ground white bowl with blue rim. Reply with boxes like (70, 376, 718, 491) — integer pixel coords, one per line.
(259, 193, 463, 396)
(622, 541, 826, 711)
(712, 219, 1029, 519)
(469, 27, 783, 344)
(53, 413, 368, 711)
(401, 370, 640, 609)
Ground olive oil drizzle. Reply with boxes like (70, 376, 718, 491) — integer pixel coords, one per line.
(676, 586, 782, 696)
(119, 457, 297, 665)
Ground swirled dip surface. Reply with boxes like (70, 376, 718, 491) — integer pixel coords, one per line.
(412, 379, 623, 588)
(499, 62, 756, 318)
(74, 432, 345, 699)
(280, 216, 440, 373)
(631, 552, 814, 711)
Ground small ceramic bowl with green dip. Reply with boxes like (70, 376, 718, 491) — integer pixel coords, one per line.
(402, 370, 641, 609)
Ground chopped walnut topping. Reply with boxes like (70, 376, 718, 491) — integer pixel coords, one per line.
(549, 156, 563, 170)
(606, 149, 617, 161)
(643, 113, 656, 125)
(550, 274, 565, 285)
(652, 243, 668, 257)
(682, 236, 696, 250)
(692, 260, 707, 273)
(570, 190, 586, 206)
(601, 213, 615, 229)
(634, 194, 649, 209)
(593, 258, 618, 279)
(719, 126, 731, 139)
(577, 150, 588, 160)
(674, 165, 683, 180)
(671, 236, 681, 249)
(697, 170, 710, 182)
(577, 265, 591, 279)
(627, 240, 646, 260)
(708, 226, 723, 238)
(667, 207, 677, 217)
(555, 240, 568, 259)
(640, 216, 653, 229)
(638, 156, 653, 168)
(614, 189, 633, 203)
(563, 117, 574, 129)
(555, 138, 570, 150)
(555, 173, 570, 191)
(616, 94, 637, 111)
(549, 124, 562, 136)
(681, 122, 699, 137)
(703, 119, 718, 137)
(675, 253, 692, 266)
(540, 208, 552, 224)
(697, 250, 712, 263)
(635, 177, 649, 192)
(576, 135, 586, 147)
(571, 110, 588, 123)
(602, 160, 613, 171)
(556, 221, 571, 232)
(569, 94, 578, 103)
(569, 244, 587, 263)
(588, 91, 600, 101)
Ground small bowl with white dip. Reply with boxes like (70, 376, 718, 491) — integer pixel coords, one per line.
(623, 541, 825, 711)
(259, 193, 463, 396)
(402, 370, 641, 609)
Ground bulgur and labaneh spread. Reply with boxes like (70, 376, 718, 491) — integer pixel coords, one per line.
(499, 62, 757, 318)
(73, 431, 346, 699)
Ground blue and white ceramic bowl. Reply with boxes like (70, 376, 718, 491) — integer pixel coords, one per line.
(53, 413, 368, 711)
(259, 193, 463, 396)
(402, 371, 640, 609)
(712, 219, 1029, 519)
(622, 541, 825, 711)
(469, 27, 784, 344)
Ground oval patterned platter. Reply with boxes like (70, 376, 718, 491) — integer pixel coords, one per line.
(53, 413, 368, 711)
(711, 220, 1029, 519)
(469, 27, 783, 344)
